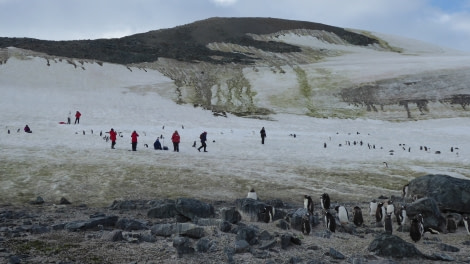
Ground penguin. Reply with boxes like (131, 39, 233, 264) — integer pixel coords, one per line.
(446, 214, 457, 233)
(304, 195, 314, 215)
(247, 188, 258, 200)
(375, 202, 384, 223)
(301, 213, 311, 235)
(397, 205, 407, 226)
(410, 214, 424, 242)
(384, 213, 393, 234)
(335, 205, 349, 225)
(386, 201, 395, 216)
(369, 200, 378, 216)
(353, 206, 364, 227)
(325, 211, 336, 232)
(260, 205, 274, 223)
(463, 216, 470, 235)
(320, 193, 330, 210)
(402, 184, 409, 198)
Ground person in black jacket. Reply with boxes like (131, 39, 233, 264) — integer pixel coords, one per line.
(198, 131, 208, 152)
(260, 127, 266, 144)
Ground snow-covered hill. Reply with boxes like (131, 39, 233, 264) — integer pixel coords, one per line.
(0, 30, 469, 206)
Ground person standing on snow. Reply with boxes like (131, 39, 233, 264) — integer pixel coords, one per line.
(109, 128, 117, 149)
(131, 130, 139, 151)
(197, 131, 208, 152)
(260, 127, 266, 144)
(67, 111, 71, 124)
(171, 130, 180, 152)
(74, 111, 81, 124)
(24, 125, 32, 133)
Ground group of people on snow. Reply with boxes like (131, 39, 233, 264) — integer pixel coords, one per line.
(105, 127, 267, 152)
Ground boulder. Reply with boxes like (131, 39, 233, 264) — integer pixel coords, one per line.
(235, 198, 271, 222)
(220, 207, 242, 224)
(175, 198, 215, 220)
(407, 174, 470, 213)
(406, 197, 445, 230)
(173, 236, 194, 257)
(115, 218, 148, 231)
(368, 233, 423, 258)
(147, 201, 177, 219)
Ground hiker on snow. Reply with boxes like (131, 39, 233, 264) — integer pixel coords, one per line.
(109, 128, 117, 149)
(74, 111, 81, 124)
(198, 131, 208, 152)
(131, 130, 139, 151)
(171, 130, 180, 152)
(154, 138, 162, 150)
(24, 125, 32, 133)
(260, 127, 266, 144)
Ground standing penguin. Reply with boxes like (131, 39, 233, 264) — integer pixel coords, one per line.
(325, 211, 336, 232)
(384, 213, 393, 234)
(446, 214, 457, 233)
(369, 200, 378, 216)
(304, 195, 314, 215)
(463, 216, 470, 235)
(397, 205, 407, 226)
(353, 206, 364, 227)
(247, 188, 258, 200)
(335, 205, 349, 225)
(386, 201, 394, 216)
(260, 205, 275, 223)
(301, 213, 311, 235)
(410, 214, 424, 242)
(375, 202, 384, 224)
(320, 193, 331, 210)
(402, 184, 409, 198)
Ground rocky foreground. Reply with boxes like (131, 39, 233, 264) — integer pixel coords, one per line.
(1, 192, 470, 264)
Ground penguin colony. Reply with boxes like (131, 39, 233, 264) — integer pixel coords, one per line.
(293, 187, 470, 244)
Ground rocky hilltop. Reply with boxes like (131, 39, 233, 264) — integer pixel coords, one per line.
(1, 17, 469, 120)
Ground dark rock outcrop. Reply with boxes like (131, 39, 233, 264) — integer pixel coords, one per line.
(407, 174, 470, 213)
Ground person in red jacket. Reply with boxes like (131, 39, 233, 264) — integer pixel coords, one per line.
(109, 128, 117, 149)
(171, 130, 180, 152)
(74, 111, 81, 124)
(131, 130, 139, 151)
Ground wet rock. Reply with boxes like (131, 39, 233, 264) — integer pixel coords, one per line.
(102, 230, 123, 242)
(147, 201, 177, 219)
(173, 236, 194, 257)
(220, 207, 242, 224)
(115, 218, 148, 231)
(236, 225, 259, 245)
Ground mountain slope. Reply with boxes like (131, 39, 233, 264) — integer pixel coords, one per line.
(1, 17, 469, 120)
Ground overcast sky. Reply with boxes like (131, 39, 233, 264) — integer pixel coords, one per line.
(1, 0, 469, 52)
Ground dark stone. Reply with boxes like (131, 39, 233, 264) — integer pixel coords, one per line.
(275, 219, 290, 230)
(196, 237, 212, 252)
(220, 207, 242, 224)
(368, 233, 423, 258)
(195, 218, 222, 226)
(438, 243, 460, 252)
(258, 230, 273, 240)
(173, 236, 194, 257)
(65, 215, 118, 231)
(290, 208, 309, 231)
(280, 233, 292, 249)
(109, 200, 136, 210)
(29, 196, 44, 205)
(147, 202, 177, 219)
(258, 239, 277, 250)
(175, 198, 215, 220)
(30, 224, 51, 234)
(234, 239, 250, 253)
(224, 247, 235, 264)
(115, 218, 148, 231)
(235, 198, 271, 222)
(175, 223, 205, 239)
(219, 221, 232, 233)
(289, 256, 303, 264)
(101, 230, 123, 242)
(59, 197, 71, 205)
(236, 225, 259, 245)
(406, 197, 445, 230)
(427, 253, 455, 261)
(328, 248, 345, 259)
(150, 223, 174, 237)
(407, 174, 470, 213)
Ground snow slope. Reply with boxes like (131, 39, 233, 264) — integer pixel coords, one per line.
(0, 39, 469, 206)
